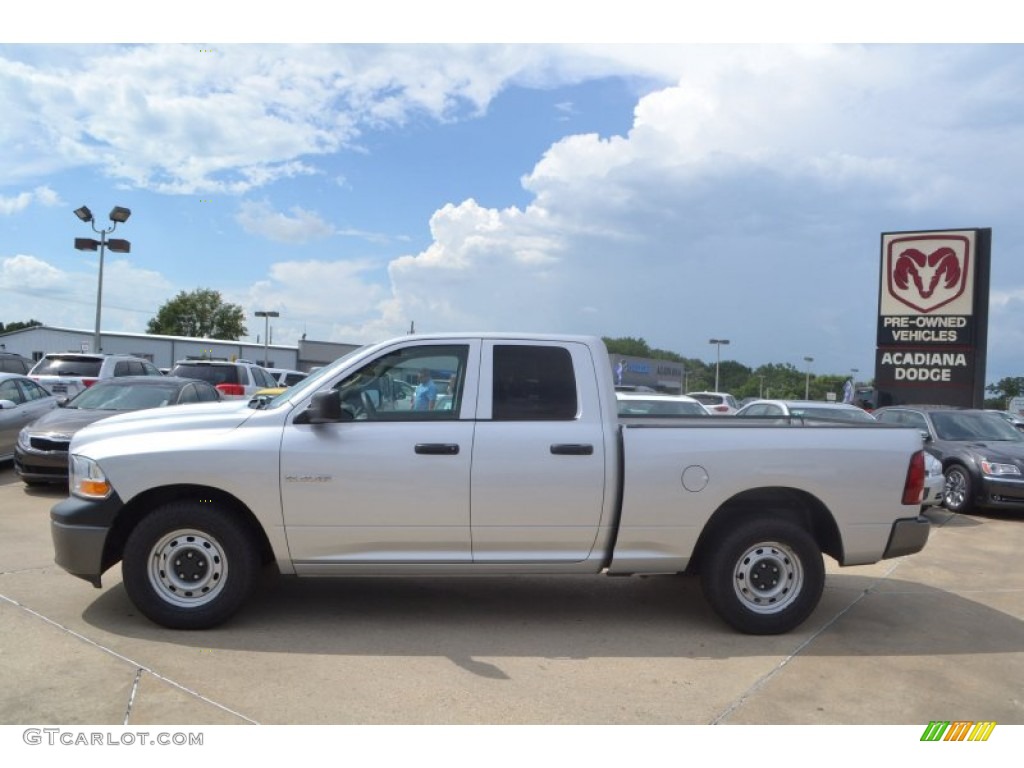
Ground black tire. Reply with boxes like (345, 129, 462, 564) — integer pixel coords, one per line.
(122, 501, 260, 630)
(701, 518, 825, 635)
(943, 464, 974, 513)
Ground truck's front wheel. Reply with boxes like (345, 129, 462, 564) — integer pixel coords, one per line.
(122, 501, 260, 630)
(701, 519, 824, 635)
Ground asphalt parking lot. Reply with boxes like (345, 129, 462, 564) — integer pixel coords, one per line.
(1, 463, 1022, 726)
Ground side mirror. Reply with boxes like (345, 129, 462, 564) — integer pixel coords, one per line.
(920, 430, 931, 442)
(0, 399, 16, 410)
(297, 390, 345, 424)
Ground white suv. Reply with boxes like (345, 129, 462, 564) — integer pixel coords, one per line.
(169, 359, 278, 399)
(686, 391, 740, 415)
(265, 367, 308, 387)
(29, 353, 162, 400)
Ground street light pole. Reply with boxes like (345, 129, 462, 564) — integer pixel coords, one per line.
(74, 206, 131, 354)
(255, 311, 279, 367)
(804, 356, 815, 399)
(709, 338, 730, 392)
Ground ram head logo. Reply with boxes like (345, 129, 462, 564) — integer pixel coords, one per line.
(886, 238, 970, 313)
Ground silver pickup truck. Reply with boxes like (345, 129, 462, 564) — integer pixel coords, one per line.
(51, 333, 930, 634)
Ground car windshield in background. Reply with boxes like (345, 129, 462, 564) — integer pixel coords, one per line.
(618, 399, 708, 416)
(31, 356, 103, 377)
(790, 407, 876, 423)
(171, 364, 239, 385)
(67, 382, 182, 411)
(930, 411, 1024, 442)
(689, 394, 721, 406)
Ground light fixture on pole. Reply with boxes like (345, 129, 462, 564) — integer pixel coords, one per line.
(255, 311, 279, 367)
(74, 205, 131, 353)
(804, 356, 815, 399)
(709, 338, 730, 392)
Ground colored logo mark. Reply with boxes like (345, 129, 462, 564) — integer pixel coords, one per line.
(920, 721, 996, 742)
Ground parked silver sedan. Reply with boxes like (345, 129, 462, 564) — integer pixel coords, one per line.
(616, 392, 711, 417)
(735, 399, 877, 423)
(0, 373, 59, 462)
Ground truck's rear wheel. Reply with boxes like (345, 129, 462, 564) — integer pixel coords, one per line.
(122, 501, 260, 629)
(701, 519, 824, 635)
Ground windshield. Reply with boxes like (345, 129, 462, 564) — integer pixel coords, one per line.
(689, 394, 722, 406)
(67, 382, 181, 410)
(930, 411, 1024, 442)
(791, 407, 875, 423)
(171, 363, 239, 385)
(253, 346, 367, 409)
(31, 356, 103, 377)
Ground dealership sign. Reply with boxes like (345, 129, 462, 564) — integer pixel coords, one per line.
(875, 229, 990, 408)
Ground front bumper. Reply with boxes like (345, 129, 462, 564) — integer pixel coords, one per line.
(882, 515, 931, 559)
(14, 446, 69, 483)
(979, 475, 1024, 509)
(50, 492, 125, 587)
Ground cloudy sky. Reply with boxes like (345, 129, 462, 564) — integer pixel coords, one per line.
(2, 6, 1022, 385)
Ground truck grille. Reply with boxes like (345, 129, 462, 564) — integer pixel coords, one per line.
(30, 436, 70, 452)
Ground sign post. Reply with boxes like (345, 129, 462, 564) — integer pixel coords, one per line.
(874, 228, 991, 408)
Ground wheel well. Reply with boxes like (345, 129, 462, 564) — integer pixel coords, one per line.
(686, 487, 842, 574)
(941, 459, 972, 474)
(100, 485, 275, 573)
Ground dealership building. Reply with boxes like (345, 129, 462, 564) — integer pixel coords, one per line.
(608, 354, 687, 393)
(0, 325, 360, 373)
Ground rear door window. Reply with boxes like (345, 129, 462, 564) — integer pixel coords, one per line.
(491, 345, 578, 421)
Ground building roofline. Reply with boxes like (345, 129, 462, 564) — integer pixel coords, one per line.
(0, 324, 297, 350)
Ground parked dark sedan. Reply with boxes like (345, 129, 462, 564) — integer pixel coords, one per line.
(874, 405, 1024, 513)
(14, 376, 220, 485)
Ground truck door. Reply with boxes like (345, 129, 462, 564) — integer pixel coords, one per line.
(470, 341, 608, 563)
(280, 341, 479, 567)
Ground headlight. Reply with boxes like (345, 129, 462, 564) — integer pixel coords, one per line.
(980, 460, 1021, 477)
(69, 455, 112, 499)
(17, 428, 31, 450)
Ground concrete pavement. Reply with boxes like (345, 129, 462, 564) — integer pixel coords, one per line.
(1, 464, 1022, 725)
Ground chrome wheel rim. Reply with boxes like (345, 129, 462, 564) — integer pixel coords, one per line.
(945, 469, 967, 509)
(147, 529, 228, 608)
(732, 540, 804, 614)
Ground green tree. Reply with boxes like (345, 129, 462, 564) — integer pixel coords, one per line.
(0, 319, 43, 334)
(986, 377, 1024, 400)
(710, 359, 752, 394)
(748, 363, 805, 400)
(602, 336, 653, 357)
(147, 288, 247, 340)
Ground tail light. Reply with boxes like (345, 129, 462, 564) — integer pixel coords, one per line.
(81, 378, 99, 388)
(714, 405, 729, 412)
(216, 383, 246, 397)
(902, 450, 926, 505)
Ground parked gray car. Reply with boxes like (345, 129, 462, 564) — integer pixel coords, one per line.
(15, 376, 220, 486)
(874, 405, 1024, 513)
(0, 373, 59, 463)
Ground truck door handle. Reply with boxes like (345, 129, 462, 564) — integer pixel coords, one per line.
(550, 443, 594, 456)
(414, 443, 460, 455)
